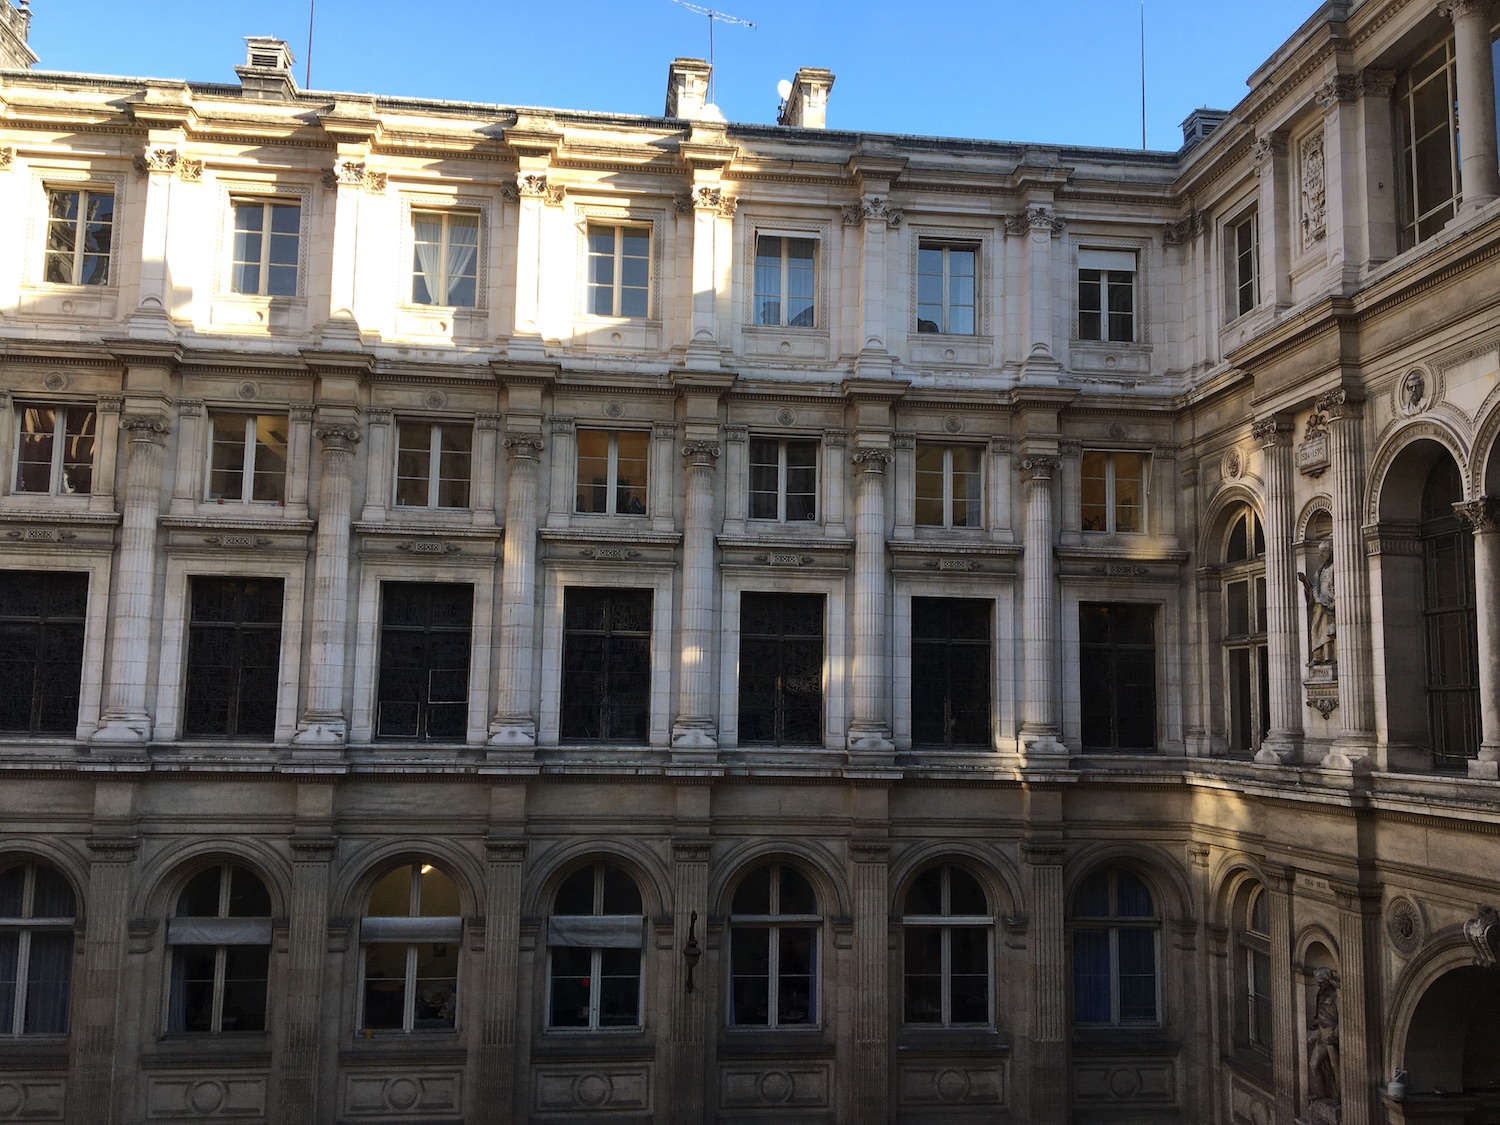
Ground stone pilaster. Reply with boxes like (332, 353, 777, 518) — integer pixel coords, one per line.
(510, 166, 552, 356)
(544, 416, 574, 529)
(476, 836, 525, 1123)
(285, 405, 314, 520)
(292, 418, 360, 748)
(1022, 840, 1067, 1125)
(471, 414, 500, 527)
(168, 400, 202, 514)
(850, 840, 891, 1121)
(848, 446, 894, 758)
(1252, 132, 1293, 305)
(1457, 498, 1500, 776)
(849, 194, 903, 379)
(489, 431, 544, 751)
(89, 395, 123, 515)
(1252, 417, 1303, 764)
(684, 183, 733, 369)
(673, 440, 722, 755)
(1017, 455, 1064, 756)
(1007, 205, 1065, 383)
(357, 409, 391, 522)
(92, 411, 169, 747)
(130, 140, 182, 338)
(650, 421, 677, 534)
(1332, 882, 1383, 1125)
(274, 827, 336, 1125)
(1441, 0, 1500, 209)
(667, 837, 711, 1120)
(1319, 390, 1374, 768)
(322, 149, 368, 345)
(1265, 865, 1299, 1125)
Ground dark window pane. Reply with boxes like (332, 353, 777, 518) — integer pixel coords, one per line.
(183, 577, 284, 739)
(739, 593, 824, 745)
(377, 583, 473, 742)
(560, 588, 651, 743)
(0, 571, 88, 735)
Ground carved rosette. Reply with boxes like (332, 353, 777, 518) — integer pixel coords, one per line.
(135, 146, 179, 175)
(1300, 132, 1326, 249)
(851, 447, 893, 474)
(313, 424, 361, 454)
(1455, 498, 1500, 533)
(682, 442, 722, 470)
(1005, 207, 1065, 236)
(121, 413, 171, 445)
(1016, 455, 1061, 481)
(1250, 417, 1292, 446)
(504, 434, 545, 461)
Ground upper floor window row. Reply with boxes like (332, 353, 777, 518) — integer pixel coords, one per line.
(45, 188, 113, 287)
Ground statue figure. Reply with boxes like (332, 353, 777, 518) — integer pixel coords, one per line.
(1298, 540, 1336, 665)
(1307, 967, 1341, 1106)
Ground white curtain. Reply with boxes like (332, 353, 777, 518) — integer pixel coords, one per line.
(412, 215, 444, 303)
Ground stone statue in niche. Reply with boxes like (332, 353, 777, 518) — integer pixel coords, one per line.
(1298, 540, 1336, 665)
(1307, 967, 1341, 1111)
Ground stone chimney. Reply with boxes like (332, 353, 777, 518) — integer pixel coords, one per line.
(1180, 107, 1230, 150)
(666, 57, 712, 120)
(0, 0, 39, 70)
(777, 67, 834, 129)
(236, 37, 299, 100)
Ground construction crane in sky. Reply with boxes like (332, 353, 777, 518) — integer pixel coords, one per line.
(668, 0, 756, 106)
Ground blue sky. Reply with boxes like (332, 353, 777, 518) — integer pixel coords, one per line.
(25, 1, 1318, 149)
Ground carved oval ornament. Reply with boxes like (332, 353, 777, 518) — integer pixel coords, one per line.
(943, 416, 963, 434)
(1386, 896, 1423, 955)
(1395, 367, 1433, 417)
(187, 1081, 226, 1114)
(237, 381, 259, 401)
(776, 407, 797, 427)
(1223, 448, 1244, 480)
(424, 390, 447, 410)
(605, 400, 625, 419)
(43, 372, 67, 392)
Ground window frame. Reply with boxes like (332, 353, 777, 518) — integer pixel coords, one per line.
(408, 207, 482, 309)
(573, 428, 650, 517)
(585, 222, 653, 319)
(394, 419, 473, 510)
(545, 861, 646, 1032)
(206, 413, 289, 505)
(228, 197, 302, 298)
(165, 862, 273, 1036)
(916, 240, 979, 336)
(0, 569, 89, 737)
(359, 861, 463, 1034)
(1239, 885, 1272, 1054)
(1222, 507, 1269, 758)
(559, 586, 653, 744)
(748, 436, 819, 524)
(42, 185, 115, 287)
(914, 443, 982, 530)
(909, 595, 993, 749)
(737, 591, 826, 747)
(1078, 602, 1159, 753)
(751, 230, 821, 329)
(901, 864, 994, 1027)
(1080, 450, 1149, 535)
(13, 403, 97, 498)
(1396, 36, 1461, 248)
(1070, 866, 1161, 1029)
(1228, 209, 1260, 320)
(374, 581, 474, 743)
(0, 860, 76, 1037)
(1076, 248, 1138, 344)
(727, 862, 822, 1029)
(181, 575, 285, 741)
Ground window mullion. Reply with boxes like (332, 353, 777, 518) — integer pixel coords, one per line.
(404, 944, 418, 1032)
(212, 944, 228, 1034)
(428, 425, 442, 508)
(768, 924, 781, 1028)
(1109, 927, 1121, 1025)
(438, 217, 452, 300)
(1105, 458, 1117, 534)
(51, 411, 66, 493)
(590, 948, 603, 1029)
(940, 925, 952, 1025)
(614, 228, 625, 315)
(606, 436, 619, 515)
(72, 207, 86, 283)
(13, 929, 30, 1034)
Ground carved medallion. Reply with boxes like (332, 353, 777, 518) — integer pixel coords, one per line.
(1385, 896, 1423, 955)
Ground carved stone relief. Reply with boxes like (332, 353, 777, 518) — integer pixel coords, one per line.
(1301, 131, 1326, 250)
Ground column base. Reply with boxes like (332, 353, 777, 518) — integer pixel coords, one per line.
(1324, 735, 1375, 773)
(682, 338, 724, 371)
(291, 718, 347, 747)
(91, 715, 152, 746)
(671, 721, 718, 753)
(1469, 744, 1500, 779)
(318, 311, 364, 349)
(1254, 732, 1302, 766)
(846, 724, 895, 761)
(487, 718, 537, 755)
(1018, 729, 1068, 759)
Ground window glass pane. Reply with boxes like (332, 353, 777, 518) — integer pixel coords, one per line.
(0, 932, 18, 1030)
(733, 866, 771, 915)
(210, 416, 249, 500)
(177, 867, 223, 918)
(24, 930, 72, 1033)
(169, 946, 217, 1032)
(777, 927, 816, 1024)
(602, 865, 642, 915)
(16, 407, 57, 493)
(252, 416, 289, 502)
(1117, 928, 1158, 1022)
(1081, 451, 1108, 531)
(31, 867, 75, 918)
(413, 942, 458, 1028)
(1072, 929, 1111, 1023)
(1114, 453, 1144, 532)
(903, 927, 942, 1023)
(598, 946, 642, 1026)
(1115, 870, 1155, 917)
(369, 866, 413, 917)
(228, 866, 272, 917)
(779, 866, 816, 915)
(361, 944, 407, 1029)
(615, 431, 649, 515)
(730, 927, 770, 1024)
(1227, 581, 1250, 636)
(549, 946, 591, 1027)
(418, 867, 459, 918)
(576, 429, 610, 514)
(221, 945, 269, 1032)
(948, 867, 987, 916)
(905, 867, 943, 916)
(1073, 869, 1111, 918)
(554, 868, 595, 916)
(395, 423, 433, 506)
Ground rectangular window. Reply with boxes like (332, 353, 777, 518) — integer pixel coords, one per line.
(182, 577, 284, 739)
(44, 188, 113, 286)
(575, 429, 648, 516)
(1079, 603, 1156, 752)
(376, 582, 473, 741)
(411, 210, 479, 307)
(1229, 211, 1259, 319)
(915, 444, 981, 529)
(754, 235, 817, 327)
(208, 414, 289, 503)
(1397, 38, 1460, 247)
(14, 405, 96, 496)
(0, 570, 88, 735)
(917, 242, 977, 335)
(395, 421, 471, 509)
(231, 199, 300, 296)
(748, 437, 818, 522)
(1080, 451, 1147, 534)
(1078, 249, 1135, 342)
(587, 224, 651, 318)
(738, 592, 824, 746)
(560, 587, 652, 743)
(911, 597, 991, 748)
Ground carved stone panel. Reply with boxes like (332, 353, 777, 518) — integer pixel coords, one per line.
(898, 1063, 1005, 1106)
(0, 1077, 65, 1121)
(146, 1073, 268, 1118)
(1229, 1073, 1274, 1125)
(1072, 1058, 1176, 1104)
(719, 1063, 830, 1109)
(533, 1066, 651, 1112)
(342, 1071, 461, 1118)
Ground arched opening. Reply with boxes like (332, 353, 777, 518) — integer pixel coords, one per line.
(1373, 440, 1478, 768)
(1220, 505, 1268, 758)
(1400, 965, 1500, 1120)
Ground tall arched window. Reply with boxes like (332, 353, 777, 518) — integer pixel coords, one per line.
(1421, 458, 1480, 767)
(1222, 506, 1268, 756)
(1239, 884, 1272, 1052)
(1071, 866, 1159, 1027)
(167, 862, 272, 1034)
(546, 861, 645, 1030)
(0, 860, 75, 1035)
(902, 864, 992, 1026)
(729, 862, 819, 1027)
(361, 862, 461, 1032)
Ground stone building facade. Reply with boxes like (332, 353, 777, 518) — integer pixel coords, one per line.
(1, 1, 1499, 1122)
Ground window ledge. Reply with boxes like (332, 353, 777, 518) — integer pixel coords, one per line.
(532, 1033, 652, 1060)
(339, 1038, 466, 1065)
(1070, 1032, 1179, 1053)
(897, 1028, 1008, 1051)
(1222, 1050, 1274, 1087)
(0, 1039, 69, 1064)
(145, 1036, 272, 1066)
(717, 1031, 834, 1058)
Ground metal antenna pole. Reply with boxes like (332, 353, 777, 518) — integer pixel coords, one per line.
(668, 0, 757, 107)
(306, 0, 316, 89)
(1140, 0, 1147, 149)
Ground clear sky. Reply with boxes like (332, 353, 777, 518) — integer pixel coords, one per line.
(24, 0, 1320, 150)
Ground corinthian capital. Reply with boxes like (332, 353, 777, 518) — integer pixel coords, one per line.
(1250, 416, 1292, 445)
(1455, 498, 1500, 532)
(1438, 0, 1494, 22)
(1005, 207, 1065, 236)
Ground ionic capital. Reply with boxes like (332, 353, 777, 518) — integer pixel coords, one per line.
(121, 412, 171, 445)
(851, 447, 893, 473)
(504, 433, 545, 461)
(682, 441, 722, 469)
(1016, 454, 1062, 481)
(313, 423, 361, 453)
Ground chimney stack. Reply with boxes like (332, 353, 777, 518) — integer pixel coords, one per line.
(0, 0, 38, 70)
(1180, 107, 1229, 150)
(236, 37, 299, 101)
(777, 67, 834, 129)
(666, 57, 712, 120)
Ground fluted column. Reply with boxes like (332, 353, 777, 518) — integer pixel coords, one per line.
(68, 829, 138, 1125)
(848, 446, 894, 758)
(489, 431, 543, 750)
(1023, 840, 1067, 1125)
(851, 841, 891, 1121)
(92, 411, 169, 747)
(1017, 455, 1064, 756)
(672, 439, 721, 755)
(476, 837, 525, 1123)
(275, 830, 335, 1124)
(292, 419, 360, 747)
(667, 838, 711, 1121)
(1333, 882, 1383, 1125)
(1457, 498, 1500, 777)
(1441, 0, 1500, 209)
(1265, 865, 1299, 1125)
(1252, 417, 1304, 764)
(1319, 390, 1375, 768)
